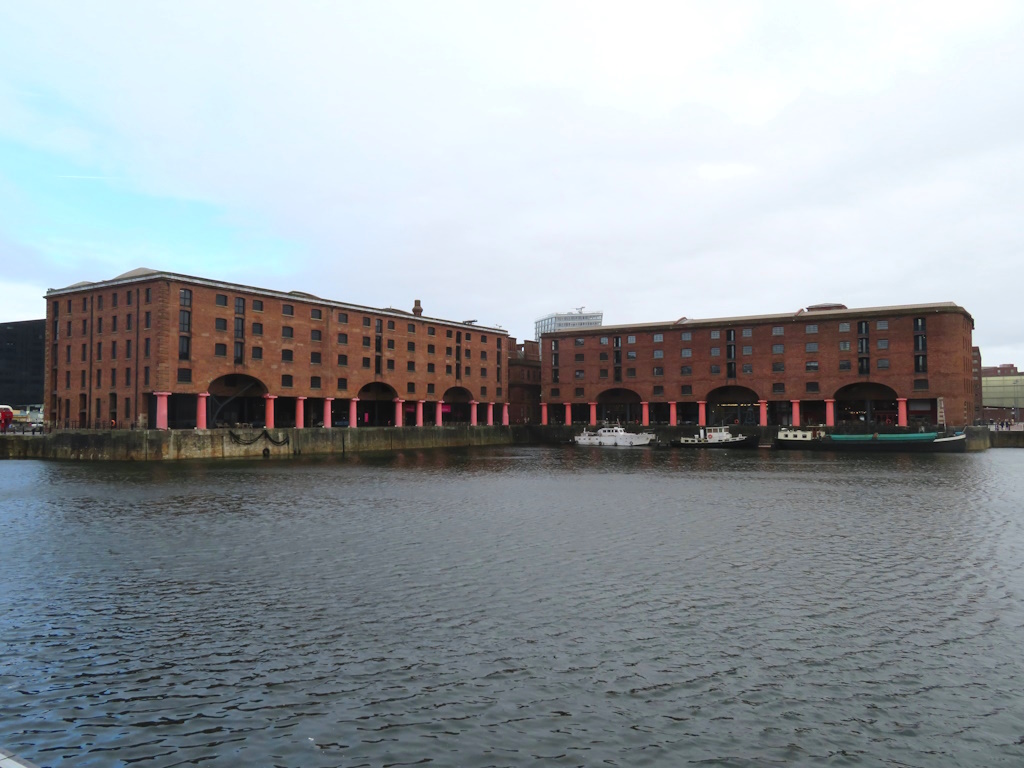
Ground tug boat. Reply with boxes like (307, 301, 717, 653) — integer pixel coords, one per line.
(575, 425, 657, 447)
(671, 426, 757, 449)
(775, 427, 967, 453)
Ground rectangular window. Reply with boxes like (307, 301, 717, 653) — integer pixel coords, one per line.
(235, 317, 245, 338)
(838, 359, 851, 370)
(839, 322, 850, 332)
(215, 318, 228, 331)
(653, 366, 664, 376)
(235, 297, 245, 315)
(363, 336, 371, 347)
(710, 330, 720, 339)
(337, 353, 348, 366)
(337, 312, 348, 323)
(877, 359, 890, 369)
(772, 344, 784, 354)
(653, 385, 663, 396)
(600, 336, 609, 345)
(806, 382, 820, 393)
(252, 347, 263, 360)
(283, 304, 294, 316)
(97, 317, 103, 334)
(805, 324, 818, 334)
(364, 358, 372, 369)
(96, 342, 102, 360)
(742, 345, 752, 355)
(877, 339, 888, 349)
(126, 314, 132, 331)
(805, 342, 818, 352)
(311, 308, 323, 320)
(144, 338, 150, 357)
(710, 364, 721, 374)
(680, 365, 692, 375)
(407, 361, 416, 372)
(806, 361, 819, 371)
(311, 376, 321, 389)
(427, 362, 435, 373)
(234, 342, 244, 364)
(215, 343, 227, 357)
(387, 359, 395, 370)
(859, 357, 870, 374)
(311, 352, 322, 364)
(366, 317, 374, 328)
(144, 311, 151, 329)
(681, 348, 692, 358)
(337, 377, 348, 390)
(408, 341, 416, 352)
(914, 378, 929, 390)
(627, 335, 636, 344)
(112, 316, 118, 332)
(387, 320, 395, 331)
(626, 350, 636, 360)
(858, 321, 869, 335)
(599, 368, 608, 378)
(858, 338, 870, 353)
(575, 337, 585, 346)
(742, 363, 753, 374)
(839, 340, 850, 351)
(144, 367, 150, 385)
(179, 311, 191, 332)
(680, 331, 691, 341)
(913, 317, 926, 333)
(772, 382, 785, 393)
(387, 339, 395, 350)
(626, 367, 636, 377)
(311, 329, 322, 341)
(408, 323, 416, 333)
(876, 320, 888, 330)
(914, 335, 927, 352)
(653, 333, 663, 343)
(681, 384, 692, 395)
(427, 326, 436, 336)
(282, 349, 293, 362)
(742, 328, 752, 338)
(215, 294, 228, 307)
(772, 361, 784, 372)
(772, 326, 784, 336)
(283, 326, 294, 338)
(177, 368, 192, 383)
(710, 346, 720, 356)
(282, 374, 293, 388)
(915, 355, 927, 373)
(253, 299, 263, 311)
(252, 322, 263, 335)
(178, 336, 190, 360)
(653, 350, 664, 359)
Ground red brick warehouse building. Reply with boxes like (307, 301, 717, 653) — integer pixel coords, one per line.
(44, 269, 512, 430)
(539, 302, 976, 429)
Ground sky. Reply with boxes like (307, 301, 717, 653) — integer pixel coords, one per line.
(1, 1, 1022, 363)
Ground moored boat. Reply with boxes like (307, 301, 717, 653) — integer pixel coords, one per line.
(671, 426, 757, 449)
(775, 427, 967, 453)
(575, 425, 657, 447)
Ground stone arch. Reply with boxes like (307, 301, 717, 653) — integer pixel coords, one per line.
(357, 382, 399, 426)
(596, 388, 643, 424)
(706, 385, 760, 426)
(442, 386, 474, 423)
(207, 374, 269, 427)
(833, 382, 899, 426)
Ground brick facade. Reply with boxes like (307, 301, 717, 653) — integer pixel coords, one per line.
(539, 302, 976, 429)
(44, 269, 510, 429)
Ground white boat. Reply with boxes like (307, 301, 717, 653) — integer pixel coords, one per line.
(575, 425, 657, 447)
(671, 426, 756, 449)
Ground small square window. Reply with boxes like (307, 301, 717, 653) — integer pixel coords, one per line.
(311, 330, 322, 341)
(681, 384, 692, 395)
(806, 382, 820, 393)
(772, 361, 784, 372)
(252, 346, 263, 360)
(838, 359, 850, 370)
(311, 376, 321, 389)
(806, 361, 819, 371)
(311, 308, 322, 320)
(772, 326, 784, 336)
(680, 331, 692, 341)
(337, 332, 348, 344)
(742, 363, 753, 374)
(281, 374, 293, 387)
(216, 294, 228, 307)
(653, 385, 664, 395)
(337, 377, 348, 390)
(653, 333, 663, 343)
(772, 382, 785, 393)
(838, 322, 849, 332)
(772, 344, 784, 354)
(877, 358, 890, 369)
(681, 348, 692, 358)
(680, 365, 692, 375)
(214, 343, 227, 357)
(215, 318, 228, 331)
(627, 335, 636, 344)
(877, 320, 888, 330)
(710, 364, 721, 374)
(805, 342, 818, 352)
(805, 324, 818, 334)
(253, 299, 264, 311)
(282, 326, 293, 338)
(283, 304, 294, 316)
(282, 349, 293, 362)
(337, 354, 348, 366)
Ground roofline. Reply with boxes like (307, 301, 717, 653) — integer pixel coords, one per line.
(45, 269, 509, 335)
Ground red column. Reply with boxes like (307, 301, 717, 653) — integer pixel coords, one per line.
(698, 400, 707, 427)
(502, 402, 509, 426)
(487, 402, 494, 426)
(791, 399, 801, 427)
(641, 401, 649, 426)
(564, 402, 572, 425)
(897, 397, 908, 427)
(825, 399, 836, 427)
(348, 397, 358, 428)
(263, 394, 277, 429)
(541, 402, 548, 425)
(436, 400, 444, 426)
(323, 397, 333, 428)
(196, 392, 209, 430)
(758, 399, 768, 427)
(296, 396, 306, 429)
(393, 398, 404, 427)
(669, 401, 677, 426)
(155, 392, 170, 430)
(470, 400, 478, 426)
(589, 402, 597, 425)
(416, 400, 424, 427)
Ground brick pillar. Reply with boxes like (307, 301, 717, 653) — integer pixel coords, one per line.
(323, 397, 333, 428)
(263, 394, 277, 429)
(296, 396, 306, 429)
(348, 397, 358, 428)
(589, 402, 597, 426)
(698, 400, 707, 427)
(758, 399, 768, 427)
(825, 399, 836, 427)
(541, 402, 548, 426)
(416, 400, 424, 427)
(669, 401, 677, 426)
(641, 401, 649, 426)
(196, 392, 209, 430)
(502, 402, 509, 426)
(791, 399, 801, 427)
(897, 397, 908, 427)
(155, 392, 170, 430)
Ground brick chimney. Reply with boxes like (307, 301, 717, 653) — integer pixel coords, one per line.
(413, 299, 423, 317)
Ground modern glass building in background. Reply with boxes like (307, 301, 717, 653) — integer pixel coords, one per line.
(534, 308, 603, 341)
(0, 319, 45, 406)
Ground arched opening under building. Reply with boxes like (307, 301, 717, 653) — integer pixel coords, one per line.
(207, 374, 270, 428)
(707, 386, 759, 426)
(596, 388, 643, 424)
(442, 386, 473, 423)
(357, 383, 399, 426)
(834, 383, 899, 427)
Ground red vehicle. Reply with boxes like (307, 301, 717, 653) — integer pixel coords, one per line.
(0, 405, 13, 434)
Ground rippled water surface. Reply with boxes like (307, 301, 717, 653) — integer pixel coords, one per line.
(2, 447, 1024, 767)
